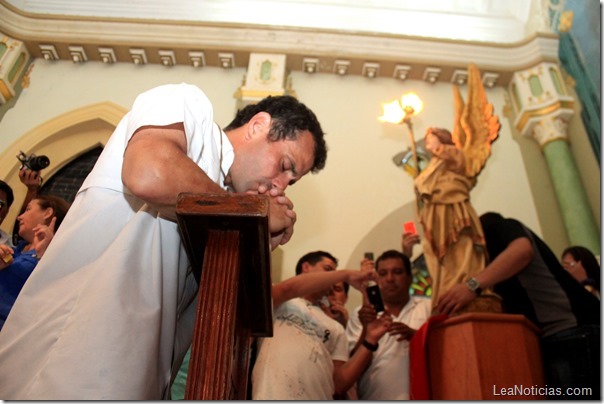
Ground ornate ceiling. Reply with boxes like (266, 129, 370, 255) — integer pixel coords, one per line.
(0, 0, 562, 87)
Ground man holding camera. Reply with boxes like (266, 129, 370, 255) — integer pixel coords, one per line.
(346, 249, 431, 400)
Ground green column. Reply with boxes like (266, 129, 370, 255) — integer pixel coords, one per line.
(542, 139, 600, 254)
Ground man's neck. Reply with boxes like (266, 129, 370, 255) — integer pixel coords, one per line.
(384, 295, 410, 317)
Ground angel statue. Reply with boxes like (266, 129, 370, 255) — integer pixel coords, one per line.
(414, 63, 501, 313)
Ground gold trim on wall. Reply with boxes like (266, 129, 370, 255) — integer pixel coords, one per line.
(514, 100, 575, 132)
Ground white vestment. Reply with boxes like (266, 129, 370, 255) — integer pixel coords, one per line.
(0, 83, 234, 400)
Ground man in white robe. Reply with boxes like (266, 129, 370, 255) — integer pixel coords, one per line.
(0, 83, 327, 400)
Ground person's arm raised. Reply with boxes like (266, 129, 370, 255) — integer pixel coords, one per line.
(272, 270, 372, 308)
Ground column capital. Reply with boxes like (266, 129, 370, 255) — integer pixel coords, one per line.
(509, 62, 575, 143)
(531, 115, 570, 148)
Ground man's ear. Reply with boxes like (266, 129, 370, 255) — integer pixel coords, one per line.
(245, 111, 272, 140)
(300, 262, 311, 274)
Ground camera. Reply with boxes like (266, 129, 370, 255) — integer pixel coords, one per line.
(17, 151, 50, 171)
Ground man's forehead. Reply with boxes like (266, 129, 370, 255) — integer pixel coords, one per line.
(377, 257, 405, 270)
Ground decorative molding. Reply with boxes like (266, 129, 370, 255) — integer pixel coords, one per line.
(393, 65, 411, 80)
(451, 69, 468, 85)
(68, 46, 87, 63)
(482, 72, 500, 88)
(39, 44, 58, 61)
(98, 47, 116, 64)
(158, 50, 176, 66)
(188, 51, 205, 67)
(129, 48, 147, 65)
(0, 3, 562, 86)
(334, 60, 350, 76)
(218, 52, 235, 69)
(302, 57, 319, 74)
(362, 62, 380, 79)
(423, 67, 441, 84)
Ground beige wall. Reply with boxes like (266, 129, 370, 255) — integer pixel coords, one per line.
(0, 58, 597, 311)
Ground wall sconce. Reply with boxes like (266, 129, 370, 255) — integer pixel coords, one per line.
(393, 65, 411, 81)
(68, 46, 87, 63)
(423, 67, 441, 84)
(129, 48, 147, 65)
(218, 52, 235, 69)
(302, 57, 319, 74)
(379, 92, 424, 177)
(334, 60, 350, 76)
(189, 51, 206, 68)
(98, 47, 116, 64)
(158, 50, 176, 66)
(362, 62, 380, 78)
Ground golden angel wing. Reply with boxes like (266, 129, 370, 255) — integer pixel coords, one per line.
(452, 63, 501, 178)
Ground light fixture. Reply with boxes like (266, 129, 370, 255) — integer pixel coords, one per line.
(379, 92, 424, 177)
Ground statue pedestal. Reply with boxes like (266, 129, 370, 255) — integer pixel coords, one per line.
(427, 313, 545, 400)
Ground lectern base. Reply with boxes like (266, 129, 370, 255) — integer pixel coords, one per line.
(426, 313, 545, 400)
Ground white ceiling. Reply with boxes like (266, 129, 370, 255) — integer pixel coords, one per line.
(6, 0, 539, 43)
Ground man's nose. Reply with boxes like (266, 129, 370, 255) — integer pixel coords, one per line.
(272, 175, 290, 191)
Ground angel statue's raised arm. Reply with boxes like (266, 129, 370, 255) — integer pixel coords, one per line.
(414, 63, 501, 313)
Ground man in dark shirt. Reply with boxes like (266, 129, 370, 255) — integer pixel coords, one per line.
(438, 212, 600, 399)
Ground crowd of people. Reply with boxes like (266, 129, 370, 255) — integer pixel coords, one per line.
(0, 83, 599, 400)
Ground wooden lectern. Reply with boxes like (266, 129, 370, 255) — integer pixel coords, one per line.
(176, 193, 273, 400)
(426, 313, 545, 400)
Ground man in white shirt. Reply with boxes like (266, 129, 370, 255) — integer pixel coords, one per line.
(346, 249, 432, 400)
(252, 251, 391, 400)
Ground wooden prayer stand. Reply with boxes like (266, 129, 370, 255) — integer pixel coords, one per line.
(427, 313, 545, 400)
(176, 193, 273, 400)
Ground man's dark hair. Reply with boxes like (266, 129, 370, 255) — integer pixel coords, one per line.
(0, 180, 14, 208)
(295, 250, 338, 275)
(376, 249, 412, 276)
(224, 96, 327, 173)
(479, 211, 505, 231)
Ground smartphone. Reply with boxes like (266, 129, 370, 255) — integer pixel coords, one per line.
(364, 252, 374, 261)
(403, 221, 417, 235)
(366, 282, 385, 313)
